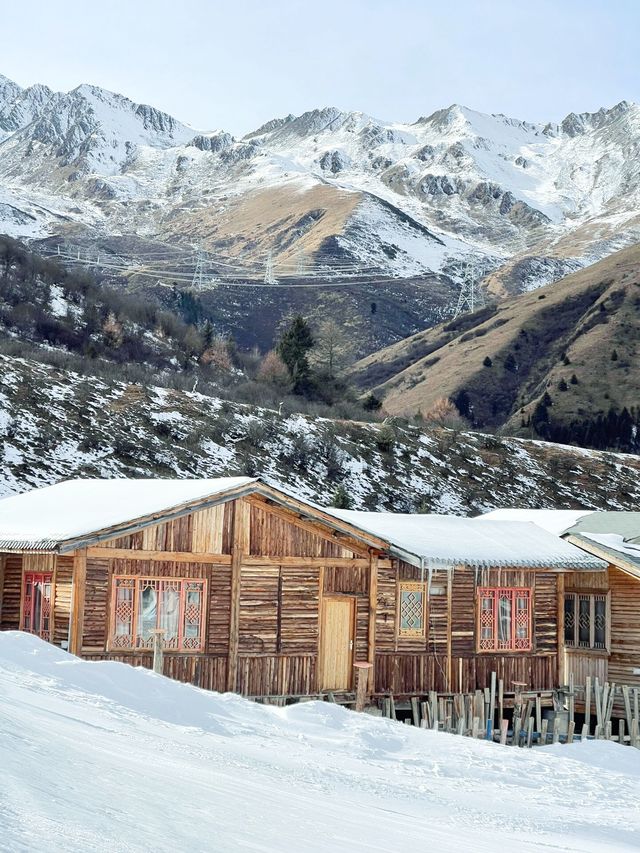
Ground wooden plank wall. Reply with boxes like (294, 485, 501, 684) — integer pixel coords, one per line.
(0, 554, 22, 630)
(53, 555, 73, 647)
(375, 564, 559, 695)
(608, 566, 640, 689)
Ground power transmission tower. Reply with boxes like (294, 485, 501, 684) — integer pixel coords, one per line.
(264, 250, 277, 285)
(452, 262, 483, 318)
(191, 249, 206, 291)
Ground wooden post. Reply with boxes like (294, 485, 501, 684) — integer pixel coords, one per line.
(557, 573, 565, 686)
(498, 678, 504, 723)
(568, 672, 574, 726)
(581, 723, 588, 741)
(567, 720, 575, 744)
(367, 553, 378, 692)
(353, 662, 373, 712)
(69, 549, 87, 656)
(227, 499, 249, 692)
(446, 571, 453, 691)
(585, 676, 591, 734)
(410, 696, 420, 727)
(540, 718, 548, 745)
(622, 685, 633, 733)
(619, 719, 625, 746)
(552, 716, 560, 744)
(489, 671, 496, 732)
(0, 555, 5, 627)
(151, 629, 164, 674)
(513, 717, 521, 747)
(499, 719, 508, 745)
(526, 716, 534, 748)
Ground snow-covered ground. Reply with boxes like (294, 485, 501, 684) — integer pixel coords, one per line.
(0, 632, 638, 852)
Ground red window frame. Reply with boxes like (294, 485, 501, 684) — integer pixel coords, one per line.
(477, 587, 532, 652)
(110, 576, 207, 652)
(22, 572, 53, 641)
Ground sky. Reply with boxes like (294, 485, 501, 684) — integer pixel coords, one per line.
(0, 0, 638, 135)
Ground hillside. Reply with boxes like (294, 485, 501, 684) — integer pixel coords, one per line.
(351, 244, 640, 451)
(1, 352, 640, 513)
(0, 71, 638, 297)
(3, 633, 638, 852)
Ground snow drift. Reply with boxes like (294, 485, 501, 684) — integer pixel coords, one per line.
(0, 633, 638, 852)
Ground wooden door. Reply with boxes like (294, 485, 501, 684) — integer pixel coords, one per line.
(319, 596, 355, 691)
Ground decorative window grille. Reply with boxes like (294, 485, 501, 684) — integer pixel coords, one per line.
(477, 588, 532, 652)
(564, 593, 608, 650)
(21, 572, 53, 641)
(398, 582, 426, 637)
(111, 576, 206, 652)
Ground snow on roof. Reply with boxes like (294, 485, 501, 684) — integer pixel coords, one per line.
(0, 478, 257, 549)
(478, 509, 594, 536)
(579, 533, 640, 567)
(326, 509, 605, 570)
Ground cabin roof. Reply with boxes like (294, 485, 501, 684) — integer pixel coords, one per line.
(0, 478, 258, 550)
(0, 477, 388, 553)
(564, 512, 640, 577)
(325, 509, 606, 570)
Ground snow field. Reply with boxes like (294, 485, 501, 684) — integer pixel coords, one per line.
(0, 632, 638, 852)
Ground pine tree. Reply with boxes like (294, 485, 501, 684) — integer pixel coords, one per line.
(331, 484, 352, 509)
(570, 374, 579, 385)
(504, 352, 517, 372)
(483, 355, 492, 367)
(276, 315, 314, 394)
(558, 378, 568, 391)
(611, 349, 619, 361)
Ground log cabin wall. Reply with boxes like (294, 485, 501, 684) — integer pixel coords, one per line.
(608, 566, 640, 690)
(375, 563, 560, 696)
(562, 568, 610, 685)
(50, 496, 374, 698)
(0, 554, 22, 630)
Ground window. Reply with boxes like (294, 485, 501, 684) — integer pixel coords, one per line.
(111, 576, 206, 652)
(564, 593, 608, 650)
(477, 588, 532, 651)
(21, 573, 53, 641)
(398, 582, 427, 637)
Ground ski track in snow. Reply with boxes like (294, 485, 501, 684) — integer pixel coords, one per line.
(0, 633, 638, 852)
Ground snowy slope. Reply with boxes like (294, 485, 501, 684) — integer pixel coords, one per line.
(0, 72, 638, 289)
(1, 632, 638, 852)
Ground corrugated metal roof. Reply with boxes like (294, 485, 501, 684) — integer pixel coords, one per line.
(325, 509, 606, 570)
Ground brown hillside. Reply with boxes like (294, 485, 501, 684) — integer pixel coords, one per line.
(351, 243, 640, 444)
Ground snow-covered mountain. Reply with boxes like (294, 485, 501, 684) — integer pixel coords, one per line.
(0, 73, 639, 290)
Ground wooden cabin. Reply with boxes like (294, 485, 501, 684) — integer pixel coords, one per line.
(0, 478, 605, 700)
(481, 509, 640, 698)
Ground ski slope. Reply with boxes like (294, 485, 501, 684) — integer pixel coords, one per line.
(0, 632, 638, 852)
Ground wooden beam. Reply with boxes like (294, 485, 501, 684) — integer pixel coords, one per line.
(557, 573, 565, 686)
(367, 553, 378, 691)
(227, 499, 250, 692)
(69, 549, 87, 656)
(0, 555, 5, 627)
(86, 547, 232, 564)
(242, 555, 369, 567)
(245, 494, 373, 557)
(446, 570, 453, 692)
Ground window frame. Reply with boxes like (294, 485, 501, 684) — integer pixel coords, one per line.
(476, 587, 533, 653)
(397, 581, 427, 639)
(109, 575, 207, 653)
(21, 572, 53, 641)
(564, 591, 610, 652)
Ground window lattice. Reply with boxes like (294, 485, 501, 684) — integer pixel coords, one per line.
(21, 572, 53, 641)
(111, 576, 206, 652)
(477, 588, 531, 652)
(564, 593, 608, 650)
(398, 582, 426, 637)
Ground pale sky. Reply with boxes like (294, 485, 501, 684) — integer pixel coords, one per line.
(1, 0, 637, 135)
